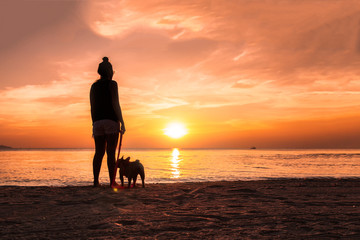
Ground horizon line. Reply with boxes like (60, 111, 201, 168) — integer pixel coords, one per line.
(2, 147, 360, 151)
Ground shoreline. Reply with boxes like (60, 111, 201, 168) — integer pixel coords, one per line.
(2, 179, 360, 239)
(2, 176, 360, 188)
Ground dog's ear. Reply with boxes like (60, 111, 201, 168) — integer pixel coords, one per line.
(120, 155, 124, 160)
(125, 157, 130, 162)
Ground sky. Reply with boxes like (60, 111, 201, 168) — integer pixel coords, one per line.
(1, 0, 360, 149)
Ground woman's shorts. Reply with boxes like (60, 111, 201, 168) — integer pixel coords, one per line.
(93, 119, 120, 136)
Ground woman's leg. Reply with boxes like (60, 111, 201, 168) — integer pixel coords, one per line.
(105, 132, 119, 186)
(93, 135, 106, 186)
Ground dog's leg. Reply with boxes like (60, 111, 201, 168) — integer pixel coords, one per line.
(127, 177, 131, 188)
(141, 178, 145, 188)
(140, 171, 145, 188)
(133, 174, 137, 188)
(120, 172, 124, 187)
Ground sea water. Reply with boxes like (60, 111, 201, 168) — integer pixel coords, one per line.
(0, 148, 360, 186)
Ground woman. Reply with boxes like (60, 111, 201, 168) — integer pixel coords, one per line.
(90, 57, 126, 187)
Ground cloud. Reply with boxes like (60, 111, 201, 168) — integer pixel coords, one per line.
(84, 0, 208, 39)
(232, 80, 257, 89)
(0, 71, 92, 127)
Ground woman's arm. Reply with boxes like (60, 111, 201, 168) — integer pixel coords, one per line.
(89, 85, 96, 123)
(110, 81, 126, 133)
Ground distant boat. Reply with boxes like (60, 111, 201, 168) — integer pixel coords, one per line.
(250, 146, 256, 149)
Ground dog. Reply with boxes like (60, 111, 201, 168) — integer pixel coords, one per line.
(118, 156, 145, 188)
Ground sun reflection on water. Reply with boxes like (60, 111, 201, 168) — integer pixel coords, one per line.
(170, 148, 181, 179)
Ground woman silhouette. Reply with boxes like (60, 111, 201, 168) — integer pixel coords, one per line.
(90, 57, 126, 187)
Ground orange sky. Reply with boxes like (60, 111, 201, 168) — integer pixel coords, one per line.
(1, 0, 360, 148)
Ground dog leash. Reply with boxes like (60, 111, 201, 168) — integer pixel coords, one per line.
(111, 131, 124, 188)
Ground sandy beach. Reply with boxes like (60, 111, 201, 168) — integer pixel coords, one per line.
(1, 179, 360, 239)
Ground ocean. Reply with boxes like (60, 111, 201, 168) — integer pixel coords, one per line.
(1, 148, 359, 186)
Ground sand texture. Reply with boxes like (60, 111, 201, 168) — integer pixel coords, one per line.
(1, 179, 360, 239)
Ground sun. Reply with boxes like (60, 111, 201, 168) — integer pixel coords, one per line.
(164, 123, 188, 139)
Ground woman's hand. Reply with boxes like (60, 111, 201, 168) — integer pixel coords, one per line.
(121, 124, 126, 134)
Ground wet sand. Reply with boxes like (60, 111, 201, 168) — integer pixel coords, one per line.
(1, 179, 360, 239)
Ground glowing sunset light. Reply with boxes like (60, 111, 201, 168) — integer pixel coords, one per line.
(164, 123, 188, 139)
(1, 1, 360, 149)
(170, 148, 181, 179)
